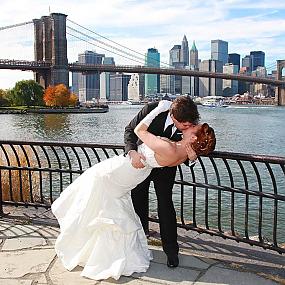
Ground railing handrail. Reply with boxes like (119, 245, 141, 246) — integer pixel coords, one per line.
(0, 140, 284, 254)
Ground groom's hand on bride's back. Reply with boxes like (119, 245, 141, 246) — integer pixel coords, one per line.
(129, 150, 146, 169)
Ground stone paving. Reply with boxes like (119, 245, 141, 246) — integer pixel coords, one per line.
(0, 207, 284, 284)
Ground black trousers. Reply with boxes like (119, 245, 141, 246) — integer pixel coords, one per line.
(131, 166, 178, 255)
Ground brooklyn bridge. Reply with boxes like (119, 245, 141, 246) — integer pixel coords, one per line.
(0, 12, 285, 105)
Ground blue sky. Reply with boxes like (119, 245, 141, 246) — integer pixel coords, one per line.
(0, 0, 285, 88)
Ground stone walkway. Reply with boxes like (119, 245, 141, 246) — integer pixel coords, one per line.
(0, 207, 284, 284)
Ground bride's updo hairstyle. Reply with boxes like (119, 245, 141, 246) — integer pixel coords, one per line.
(192, 123, 216, 156)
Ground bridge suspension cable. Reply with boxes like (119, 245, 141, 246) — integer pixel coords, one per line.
(67, 18, 171, 68)
(0, 21, 33, 31)
(67, 26, 146, 64)
(67, 32, 146, 65)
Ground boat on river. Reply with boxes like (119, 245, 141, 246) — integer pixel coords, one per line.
(201, 96, 229, 108)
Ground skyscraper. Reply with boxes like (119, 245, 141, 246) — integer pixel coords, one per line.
(190, 41, 199, 68)
(110, 73, 131, 101)
(250, 51, 265, 71)
(77, 50, 104, 102)
(100, 57, 115, 100)
(228, 53, 240, 71)
(242, 55, 252, 73)
(145, 48, 160, 95)
(181, 35, 189, 66)
(211, 39, 228, 65)
(223, 63, 239, 96)
(199, 59, 223, 96)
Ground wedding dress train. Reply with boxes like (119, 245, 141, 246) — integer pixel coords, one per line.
(51, 144, 162, 280)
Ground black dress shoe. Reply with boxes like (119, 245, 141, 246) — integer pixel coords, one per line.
(166, 253, 179, 268)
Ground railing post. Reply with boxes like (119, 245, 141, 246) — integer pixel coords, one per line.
(0, 169, 3, 216)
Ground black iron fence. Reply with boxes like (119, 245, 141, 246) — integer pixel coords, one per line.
(0, 140, 284, 254)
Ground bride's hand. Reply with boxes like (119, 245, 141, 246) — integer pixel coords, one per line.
(185, 143, 197, 161)
(129, 150, 146, 169)
(157, 100, 172, 113)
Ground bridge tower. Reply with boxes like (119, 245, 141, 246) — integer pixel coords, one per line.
(33, 13, 68, 88)
(276, 60, 285, 106)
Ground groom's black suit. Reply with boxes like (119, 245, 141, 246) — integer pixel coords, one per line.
(124, 102, 182, 256)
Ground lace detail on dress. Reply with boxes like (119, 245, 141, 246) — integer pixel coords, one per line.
(138, 144, 163, 168)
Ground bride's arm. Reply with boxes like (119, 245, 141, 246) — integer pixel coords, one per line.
(134, 100, 173, 155)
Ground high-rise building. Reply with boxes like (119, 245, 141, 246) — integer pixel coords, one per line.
(145, 48, 160, 95)
(211, 39, 228, 65)
(250, 51, 265, 71)
(110, 73, 131, 101)
(199, 59, 223, 96)
(77, 50, 104, 102)
(128, 74, 140, 102)
(189, 41, 199, 97)
(71, 61, 79, 97)
(169, 45, 181, 66)
(169, 44, 184, 94)
(181, 35, 189, 66)
(100, 57, 115, 100)
(190, 41, 199, 68)
(223, 63, 239, 96)
(242, 55, 252, 73)
(228, 53, 240, 71)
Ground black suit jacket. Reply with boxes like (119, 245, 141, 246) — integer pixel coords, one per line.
(124, 102, 182, 154)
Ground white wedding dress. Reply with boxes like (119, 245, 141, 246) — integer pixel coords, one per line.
(51, 143, 163, 280)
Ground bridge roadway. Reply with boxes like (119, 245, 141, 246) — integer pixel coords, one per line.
(0, 58, 284, 86)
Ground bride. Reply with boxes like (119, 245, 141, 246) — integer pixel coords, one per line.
(51, 100, 216, 280)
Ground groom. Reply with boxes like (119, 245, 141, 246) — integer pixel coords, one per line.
(124, 95, 200, 268)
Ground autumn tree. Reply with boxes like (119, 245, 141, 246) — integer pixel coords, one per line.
(0, 89, 10, 106)
(43, 84, 78, 107)
(8, 80, 44, 106)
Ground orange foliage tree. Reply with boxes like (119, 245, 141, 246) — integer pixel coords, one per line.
(43, 84, 78, 107)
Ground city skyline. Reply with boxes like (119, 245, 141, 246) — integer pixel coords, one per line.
(1, 0, 285, 88)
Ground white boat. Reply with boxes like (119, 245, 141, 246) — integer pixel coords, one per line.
(201, 96, 229, 108)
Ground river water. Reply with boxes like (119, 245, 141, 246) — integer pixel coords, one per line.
(1, 104, 285, 156)
(1, 104, 285, 243)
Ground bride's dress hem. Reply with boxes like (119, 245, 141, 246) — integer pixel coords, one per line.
(52, 150, 157, 281)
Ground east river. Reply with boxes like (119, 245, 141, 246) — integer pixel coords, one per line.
(0, 104, 285, 243)
(1, 104, 285, 156)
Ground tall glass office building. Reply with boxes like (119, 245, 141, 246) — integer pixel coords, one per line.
(145, 48, 160, 95)
(77, 50, 104, 102)
(211, 39, 228, 65)
(250, 51, 265, 71)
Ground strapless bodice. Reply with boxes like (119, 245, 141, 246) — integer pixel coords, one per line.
(138, 144, 163, 168)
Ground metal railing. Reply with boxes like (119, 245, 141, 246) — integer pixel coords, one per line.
(0, 140, 284, 254)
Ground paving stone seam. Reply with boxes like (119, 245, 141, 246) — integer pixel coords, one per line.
(45, 253, 59, 285)
(192, 262, 222, 284)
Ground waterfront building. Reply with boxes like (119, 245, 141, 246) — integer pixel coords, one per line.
(110, 73, 131, 101)
(199, 59, 223, 97)
(190, 41, 199, 68)
(238, 66, 251, 94)
(211, 39, 228, 65)
(181, 68, 191, 95)
(223, 63, 239, 96)
(181, 35, 189, 66)
(77, 50, 104, 102)
(128, 73, 140, 102)
(228, 53, 240, 71)
(71, 64, 79, 97)
(250, 51, 265, 71)
(100, 57, 115, 101)
(242, 55, 252, 73)
(169, 41, 185, 94)
(145, 48, 160, 96)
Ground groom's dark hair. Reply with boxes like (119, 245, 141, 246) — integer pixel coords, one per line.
(170, 95, 200, 124)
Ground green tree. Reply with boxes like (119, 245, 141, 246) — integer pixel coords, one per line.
(9, 80, 44, 106)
